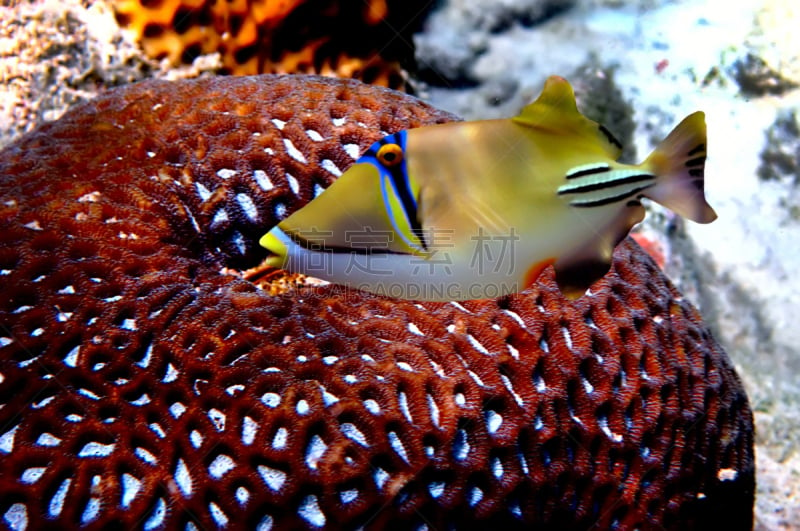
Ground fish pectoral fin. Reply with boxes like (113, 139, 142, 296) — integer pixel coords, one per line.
(512, 75, 623, 159)
(553, 255, 613, 300)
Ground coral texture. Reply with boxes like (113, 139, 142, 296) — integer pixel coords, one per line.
(112, 0, 430, 89)
(0, 75, 754, 529)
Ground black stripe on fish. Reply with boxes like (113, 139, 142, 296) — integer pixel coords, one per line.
(688, 168, 703, 177)
(686, 156, 706, 167)
(569, 184, 655, 208)
(565, 163, 611, 179)
(557, 173, 655, 195)
(599, 125, 623, 150)
(388, 165, 428, 251)
(687, 143, 706, 156)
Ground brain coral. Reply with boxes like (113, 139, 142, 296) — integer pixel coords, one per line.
(0, 75, 754, 529)
(112, 0, 430, 88)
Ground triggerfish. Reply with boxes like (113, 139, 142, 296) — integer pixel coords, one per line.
(260, 76, 716, 301)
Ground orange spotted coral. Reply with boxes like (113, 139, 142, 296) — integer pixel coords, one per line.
(0, 75, 754, 528)
(112, 0, 429, 89)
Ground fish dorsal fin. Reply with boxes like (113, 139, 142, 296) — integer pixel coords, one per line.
(512, 75, 623, 160)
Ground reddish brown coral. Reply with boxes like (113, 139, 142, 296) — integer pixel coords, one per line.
(112, 0, 430, 89)
(0, 75, 753, 529)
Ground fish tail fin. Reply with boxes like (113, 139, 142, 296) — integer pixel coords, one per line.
(259, 227, 291, 269)
(641, 111, 717, 223)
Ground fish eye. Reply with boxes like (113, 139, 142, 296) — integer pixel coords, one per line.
(376, 143, 404, 167)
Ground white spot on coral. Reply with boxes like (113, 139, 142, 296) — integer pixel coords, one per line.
(48, 479, 70, 517)
(320, 159, 341, 176)
(305, 435, 327, 470)
(146, 151, 156, 158)
(286, 173, 300, 195)
(275, 203, 287, 219)
(20, 467, 45, 484)
(58, 285, 76, 294)
(283, 139, 307, 163)
(135, 447, 157, 465)
(468, 370, 487, 388)
(30, 328, 44, 337)
(78, 442, 115, 457)
(399, 391, 413, 423)
(148, 422, 165, 438)
(296, 399, 310, 415)
(407, 322, 423, 336)
(373, 468, 389, 490)
(136, 344, 153, 369)
(322, 355, 338, 365)
(562, 326, 573, 349)
(397, 361, 414, 372)
(81, 495, 100, 525)
(388, 431, 410, 463)
(36, 433, 61, 447)
(236, 193, 259, 221)
(209, 502, 228, 527)
(467, 334, 490, 355)
(429, 481, 445, 499)
(343, 143, 360, 160)
(343, 374, 358, 384)
(364, 399, 380, 414)
(131, 394, 151, 406)
(13, 305, 32, 314)
(256, 515, 274, 531)
(212, 209, 229, 225)
(469, 486, 483, 507)
(306, 129, 323, 141)
(492, 457, 504, 479)
(313, 183, 326, 197)
(77, 191, 101, 203)
(0, 337, 12, 347)
(501, 374, 524, 407)
(582, 376, 594, 394)
(598, 415, 623, 443)
(253, 169, 274, 191)
(144, 498, 166, 530)
(271, 118, 286, 130)
(208, 409, 226, 431)
(539, 337, 549, 353)
(174, 459, 192, 496)
(121, 474, 141, 508)
(503, 309, 526, 328)
(242, 416, 257, 445)
(427, 394, 440, 428)
(217, 168, 237, 179)
(718, 468, 738, 481)
(320, 385, 339, 405)
(486, 410, 502, 434)
(340, 489, 358, 504)
(298, 495, 325, 527)
(163, 363, 179, 384)
(63, 346, 80, 368)
(31, 396, 54, 409)
(196, 181, 213, 200)
(272, 427, 288, 449)
(209, 454, 236, 479)
(341, 423, 368, 447)
(236, 486, 250, 506)
(232, 231, 247, 255)
(258, 465, 286, 491)
(226, 384, 245, 396)
(3, 503, 28, 531)
(454, 392, 466, 406)
(453, 429, 470, 461)
(190, 430, 203, 448)
(332, 117, 346, 127)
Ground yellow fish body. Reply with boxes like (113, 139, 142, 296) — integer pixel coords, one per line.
(260, 76, 716, 301)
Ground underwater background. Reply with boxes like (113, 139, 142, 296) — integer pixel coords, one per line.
(1, 0, 798, 528)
